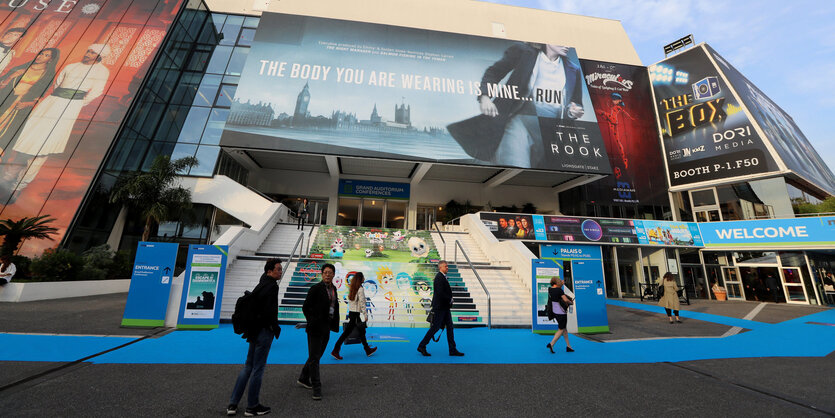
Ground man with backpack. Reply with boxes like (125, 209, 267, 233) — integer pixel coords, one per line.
(227, 258, 282, 416)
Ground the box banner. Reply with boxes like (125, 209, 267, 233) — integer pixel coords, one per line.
(698, 216, 835, 248)
(531, 258, 563, 333)
(177, 245, 229, 329)
(704, 45, 835, 195)
(580, 59, 668, 205)
(338, 179, 409, 200)
(650, 45, 778, 187)
(541, 244, 609, 334)
(221, 13, 611, 174)
(122, 242, 179, 327)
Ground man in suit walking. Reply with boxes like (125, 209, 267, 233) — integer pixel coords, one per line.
(298, 263, 339, 400)
(417, 260, 464, 357)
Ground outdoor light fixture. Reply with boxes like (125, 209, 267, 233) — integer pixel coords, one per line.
(649, 64, 674, 85)
(675, 70, 689, 84)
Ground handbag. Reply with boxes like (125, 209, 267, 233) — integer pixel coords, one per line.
(426, 310, 434, 324)
(657, 283, 665, 298)
(545, 294, 554, 319)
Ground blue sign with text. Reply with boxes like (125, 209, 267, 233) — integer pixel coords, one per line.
(122, 242, 179, 327)
(177, 245, 229, 329)
(541, 244, 609, 334)
(339, 179, 410, 200)
(699, 216, 835, 248)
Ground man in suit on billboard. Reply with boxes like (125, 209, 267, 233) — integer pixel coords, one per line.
(448, 43, 584, 168)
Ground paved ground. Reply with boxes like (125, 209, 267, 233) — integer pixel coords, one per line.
(1, 294, 833, 416)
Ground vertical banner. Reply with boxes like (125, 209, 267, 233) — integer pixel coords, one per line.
(177, 245, 229, 329)
(121, 242, 179, 327)
(531, 258, 563, 334)
(542, 244, 609, 333)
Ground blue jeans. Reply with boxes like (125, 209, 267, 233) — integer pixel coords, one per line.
(229, 328, 273, 407)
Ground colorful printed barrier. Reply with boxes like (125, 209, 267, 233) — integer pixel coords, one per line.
(309, 225, 440, 263)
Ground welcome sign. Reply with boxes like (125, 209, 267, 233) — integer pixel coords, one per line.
(699, 216, 835, 248)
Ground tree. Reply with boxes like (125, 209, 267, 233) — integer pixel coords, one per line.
(0, 215, 58, 257)
(110, 155, 199, 242)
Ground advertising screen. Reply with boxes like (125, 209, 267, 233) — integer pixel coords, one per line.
(221, 13, 610, 174)
(705, 45, 835, 195)
(650, 45, 778, 187)
(0, 0, 184, 256)
(580, 59, 667, 205)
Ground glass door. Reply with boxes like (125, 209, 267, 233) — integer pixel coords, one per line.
(722, 267, 744, 299)
(781, 267, 808, 304)
(361, 199, 383, 227)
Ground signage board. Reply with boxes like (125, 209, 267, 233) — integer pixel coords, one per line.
(177, 245, 229, 329)
(338, 179, 409, 200)
(122, 242, 179, 327)
(541, 244, 609, 334)
(698, 216, 835, 248)
(531, 258, 564, 334)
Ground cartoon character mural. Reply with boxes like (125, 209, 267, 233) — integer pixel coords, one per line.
(408, 236, 428, 257)
(363, 278, 378, 320)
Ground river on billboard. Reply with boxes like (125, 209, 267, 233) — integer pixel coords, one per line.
(0, 0, 183, 256)
(221, 13, 611, 174)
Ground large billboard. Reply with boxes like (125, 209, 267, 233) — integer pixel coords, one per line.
(650, 45, 778, 188)
(580, 59, 667, 205)
(0, 0, 184, 256)
(221, 13, 610, 174)
(705, 45, 835, 195)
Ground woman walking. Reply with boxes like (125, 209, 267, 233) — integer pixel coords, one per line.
(658, 272, 681, 323)
(331, 272, 377, 359)
(546, 277, 574, 353)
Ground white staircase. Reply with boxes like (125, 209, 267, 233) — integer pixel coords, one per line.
(432, 225, 532, 327)
(257, 223, 315, 256)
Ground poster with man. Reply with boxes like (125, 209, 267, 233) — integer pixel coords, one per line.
(222, 13, 610, 174)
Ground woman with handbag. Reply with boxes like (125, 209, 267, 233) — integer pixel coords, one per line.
(657, 272, 681, 324)
(546, 277, 574, 353)
(331, 272, 378, 359)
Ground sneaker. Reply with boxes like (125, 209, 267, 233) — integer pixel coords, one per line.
(417, 346, 431, 357)
(244, 404, 271, 416)
(226, 404, 237, 416)
(297, 379, 312, 389)
(365, 346, 378, 357)
(312, 389, 322, 401)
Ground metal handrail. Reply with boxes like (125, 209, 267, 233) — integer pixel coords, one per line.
(453, 240, 491, 328)
(280, 232, 305, 281)
(432, 221, 446, 260)
(245, 185, 276, 203)
(306, 225, 315, 256)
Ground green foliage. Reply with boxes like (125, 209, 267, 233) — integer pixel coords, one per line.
(80, 244, 115, 281)
(792, 196, 835, 215)
(108, 250, 133, 280)
(110, 155, 199, 241)
(0, 215, 58, 257)
(10, 255, 31, 280)
(439, 200, 480, 223)
(30, 249, 85, 282)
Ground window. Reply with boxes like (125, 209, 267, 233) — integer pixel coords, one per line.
(178, 107, 210, 143)
(214, 84, 237, 107)
(200, 108, 229, 145)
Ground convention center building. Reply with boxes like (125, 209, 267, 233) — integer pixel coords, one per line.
(1, 0, 833, 313)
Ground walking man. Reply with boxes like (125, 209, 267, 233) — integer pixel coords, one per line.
(227, 258, 282, 416)
(417, 260, 464, 357)
(298, 263, 339, 400)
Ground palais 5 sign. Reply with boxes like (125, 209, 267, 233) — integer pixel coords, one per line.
(221, 13, 610, 174)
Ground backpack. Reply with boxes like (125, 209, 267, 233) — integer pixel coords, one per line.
(232, 286, 261, 336)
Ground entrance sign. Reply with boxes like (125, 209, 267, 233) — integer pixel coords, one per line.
(542, 244, 609, 334)
(339, 179, 409, 200)
(177, 245, 229, 329)
(531, 258, 563, 334)
(122, 242, 179, 327)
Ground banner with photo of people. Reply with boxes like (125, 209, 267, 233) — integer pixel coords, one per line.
(221, 12, 611, 174)
(580, 59, 668, 205)
(704, 45, 835, 195)
(0, 0, 184, 256)
(650, 45, 778, 187)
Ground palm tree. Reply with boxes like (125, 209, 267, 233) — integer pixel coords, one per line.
(110, 155, 199, 242)
(0, 215, 58, 257)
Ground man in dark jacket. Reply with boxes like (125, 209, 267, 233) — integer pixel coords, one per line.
(297, 263, 339, 400)
(417, 260, 464, 357)
(227, 258, 282, 416)
(764, 273, 782, 303)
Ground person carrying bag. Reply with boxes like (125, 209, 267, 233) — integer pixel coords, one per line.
(331, 272, 378, 359)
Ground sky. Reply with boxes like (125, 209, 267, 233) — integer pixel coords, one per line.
(485, 0, 835, 176)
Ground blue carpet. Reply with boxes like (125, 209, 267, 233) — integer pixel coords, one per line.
(2, 306, 834, 365)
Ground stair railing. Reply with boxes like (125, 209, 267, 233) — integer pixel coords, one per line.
(281, 232, 305, 281)
(306, 225, 315, 256)
(453, 240, 491, 328)
(432, 220, 447, 260)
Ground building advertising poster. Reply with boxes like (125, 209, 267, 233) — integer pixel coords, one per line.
(650, 45, 778, 188)
(580, 59, 667, 205)
(704, 45, 835, 195)
(0, 0, 184, 256)
(221, 13, 611, 174)
(177, 245, 228, 329)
